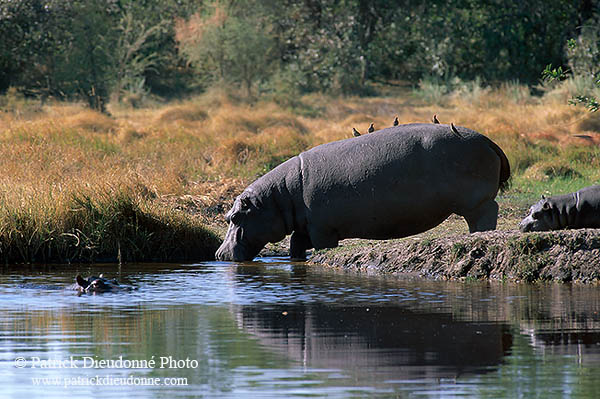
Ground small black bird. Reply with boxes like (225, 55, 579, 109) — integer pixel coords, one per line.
(368, 123, 375, 133)
(450, 122, 463, 137)
(352, 127, 361, 137)
(393, 116, 399, 126)
(432, 114, 440, 124)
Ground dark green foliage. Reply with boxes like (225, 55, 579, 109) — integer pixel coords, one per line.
(0, 0, 198, 107)
(570, 95, 600, 112)
(542, 64, 569, 83)
(0, 0, 595, 103)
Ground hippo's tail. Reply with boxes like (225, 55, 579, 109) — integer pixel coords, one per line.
(486, 137, 511, 192)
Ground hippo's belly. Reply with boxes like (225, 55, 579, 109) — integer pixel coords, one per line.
(307, 187, 458, 240)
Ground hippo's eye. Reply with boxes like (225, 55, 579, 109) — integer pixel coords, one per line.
(240, 197, 252, 210)
(230, 211, 243, 224)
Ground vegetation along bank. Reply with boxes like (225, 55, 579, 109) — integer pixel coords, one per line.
(1, 1, 600, 271)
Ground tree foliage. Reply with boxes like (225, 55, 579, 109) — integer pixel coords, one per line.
(0, 0, 597, 107)
(176, 1, 275, 97)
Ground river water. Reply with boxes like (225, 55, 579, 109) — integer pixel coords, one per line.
(1, 257, 600, 398)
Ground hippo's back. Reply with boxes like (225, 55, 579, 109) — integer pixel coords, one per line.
(297, 123, 506, 239)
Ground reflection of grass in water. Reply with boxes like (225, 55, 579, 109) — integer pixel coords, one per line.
(13, 304, 292, 392)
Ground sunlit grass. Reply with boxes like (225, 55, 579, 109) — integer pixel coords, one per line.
(0, 80, 599, 263)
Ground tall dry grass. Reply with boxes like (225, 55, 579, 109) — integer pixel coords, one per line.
(1, 81, 599, 263)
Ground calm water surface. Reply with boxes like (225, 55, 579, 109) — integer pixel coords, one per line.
(1, 257, 600, 398)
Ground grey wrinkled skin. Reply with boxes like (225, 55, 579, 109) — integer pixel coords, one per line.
(216, 123, 511, 262)
(519, 185, 600, 232)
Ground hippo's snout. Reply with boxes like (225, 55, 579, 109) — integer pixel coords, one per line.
(215, 239, 258, 261)
(519, 215, 538, 232)
(215, 242, 235, 261)
(215, 241, 252, 262)
(215, 224, 258, 261)
(519, 221, 532, 232)
(215, 225, 240, 261)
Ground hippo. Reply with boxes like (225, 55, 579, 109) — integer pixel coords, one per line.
(519, 185, 600, 232)
(73, 274, 128, 294)
(216, 123, 510, 261)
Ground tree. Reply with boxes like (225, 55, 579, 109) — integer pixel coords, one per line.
(112, 9, 165, 104)
(0, 0, 195, 108)
(176, 1, 276, 97)
(542, 12, 600, 113)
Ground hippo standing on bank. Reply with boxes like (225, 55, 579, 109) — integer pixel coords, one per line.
(519, 185, 600, 232)
(216, 123, 511, 261)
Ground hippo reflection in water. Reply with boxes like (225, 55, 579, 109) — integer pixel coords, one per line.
(74, 274, 130, 294)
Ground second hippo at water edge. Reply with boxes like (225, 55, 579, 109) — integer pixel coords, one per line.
(520, 185, 600, 232)
(216, 123, 511, 262)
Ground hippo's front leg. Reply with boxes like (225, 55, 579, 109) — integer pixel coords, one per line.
(290, 231, 313, 260)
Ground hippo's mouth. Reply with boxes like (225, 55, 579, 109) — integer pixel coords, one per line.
(216, 239, 257, 261)
(519, 217, 536, 232)
(519, 215, 549, 232)
(215, 225, 262, 261)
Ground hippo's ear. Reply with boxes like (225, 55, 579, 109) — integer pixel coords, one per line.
(76, 275, 89, 288)
(542, 201, 551, 210)
(541, 194, 546, 200)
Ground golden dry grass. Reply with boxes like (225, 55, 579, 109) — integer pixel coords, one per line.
(3, 85, 599, 194)
(2, 86, 598, 201)
(0, 82, 599, 262)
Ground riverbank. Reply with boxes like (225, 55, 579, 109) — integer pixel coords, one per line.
(309, 226, 600, 284)
(2, 85, 600, 264)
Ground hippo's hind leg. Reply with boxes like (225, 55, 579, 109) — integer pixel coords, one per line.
(290, 231, 313, 261)
(462, 199, 498, 233)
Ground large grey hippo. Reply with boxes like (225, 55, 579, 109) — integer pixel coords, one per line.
(216, 123, 510, 261)
(519, 185, 600, 232)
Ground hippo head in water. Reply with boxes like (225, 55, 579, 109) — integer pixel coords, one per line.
(215, 191, 288, 262)
(75, 274, 120, 294)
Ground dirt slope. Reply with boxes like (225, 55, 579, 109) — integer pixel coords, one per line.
(310, 229, 600, 283)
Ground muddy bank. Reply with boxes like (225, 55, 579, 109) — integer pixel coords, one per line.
(309, 229, 600, 283)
